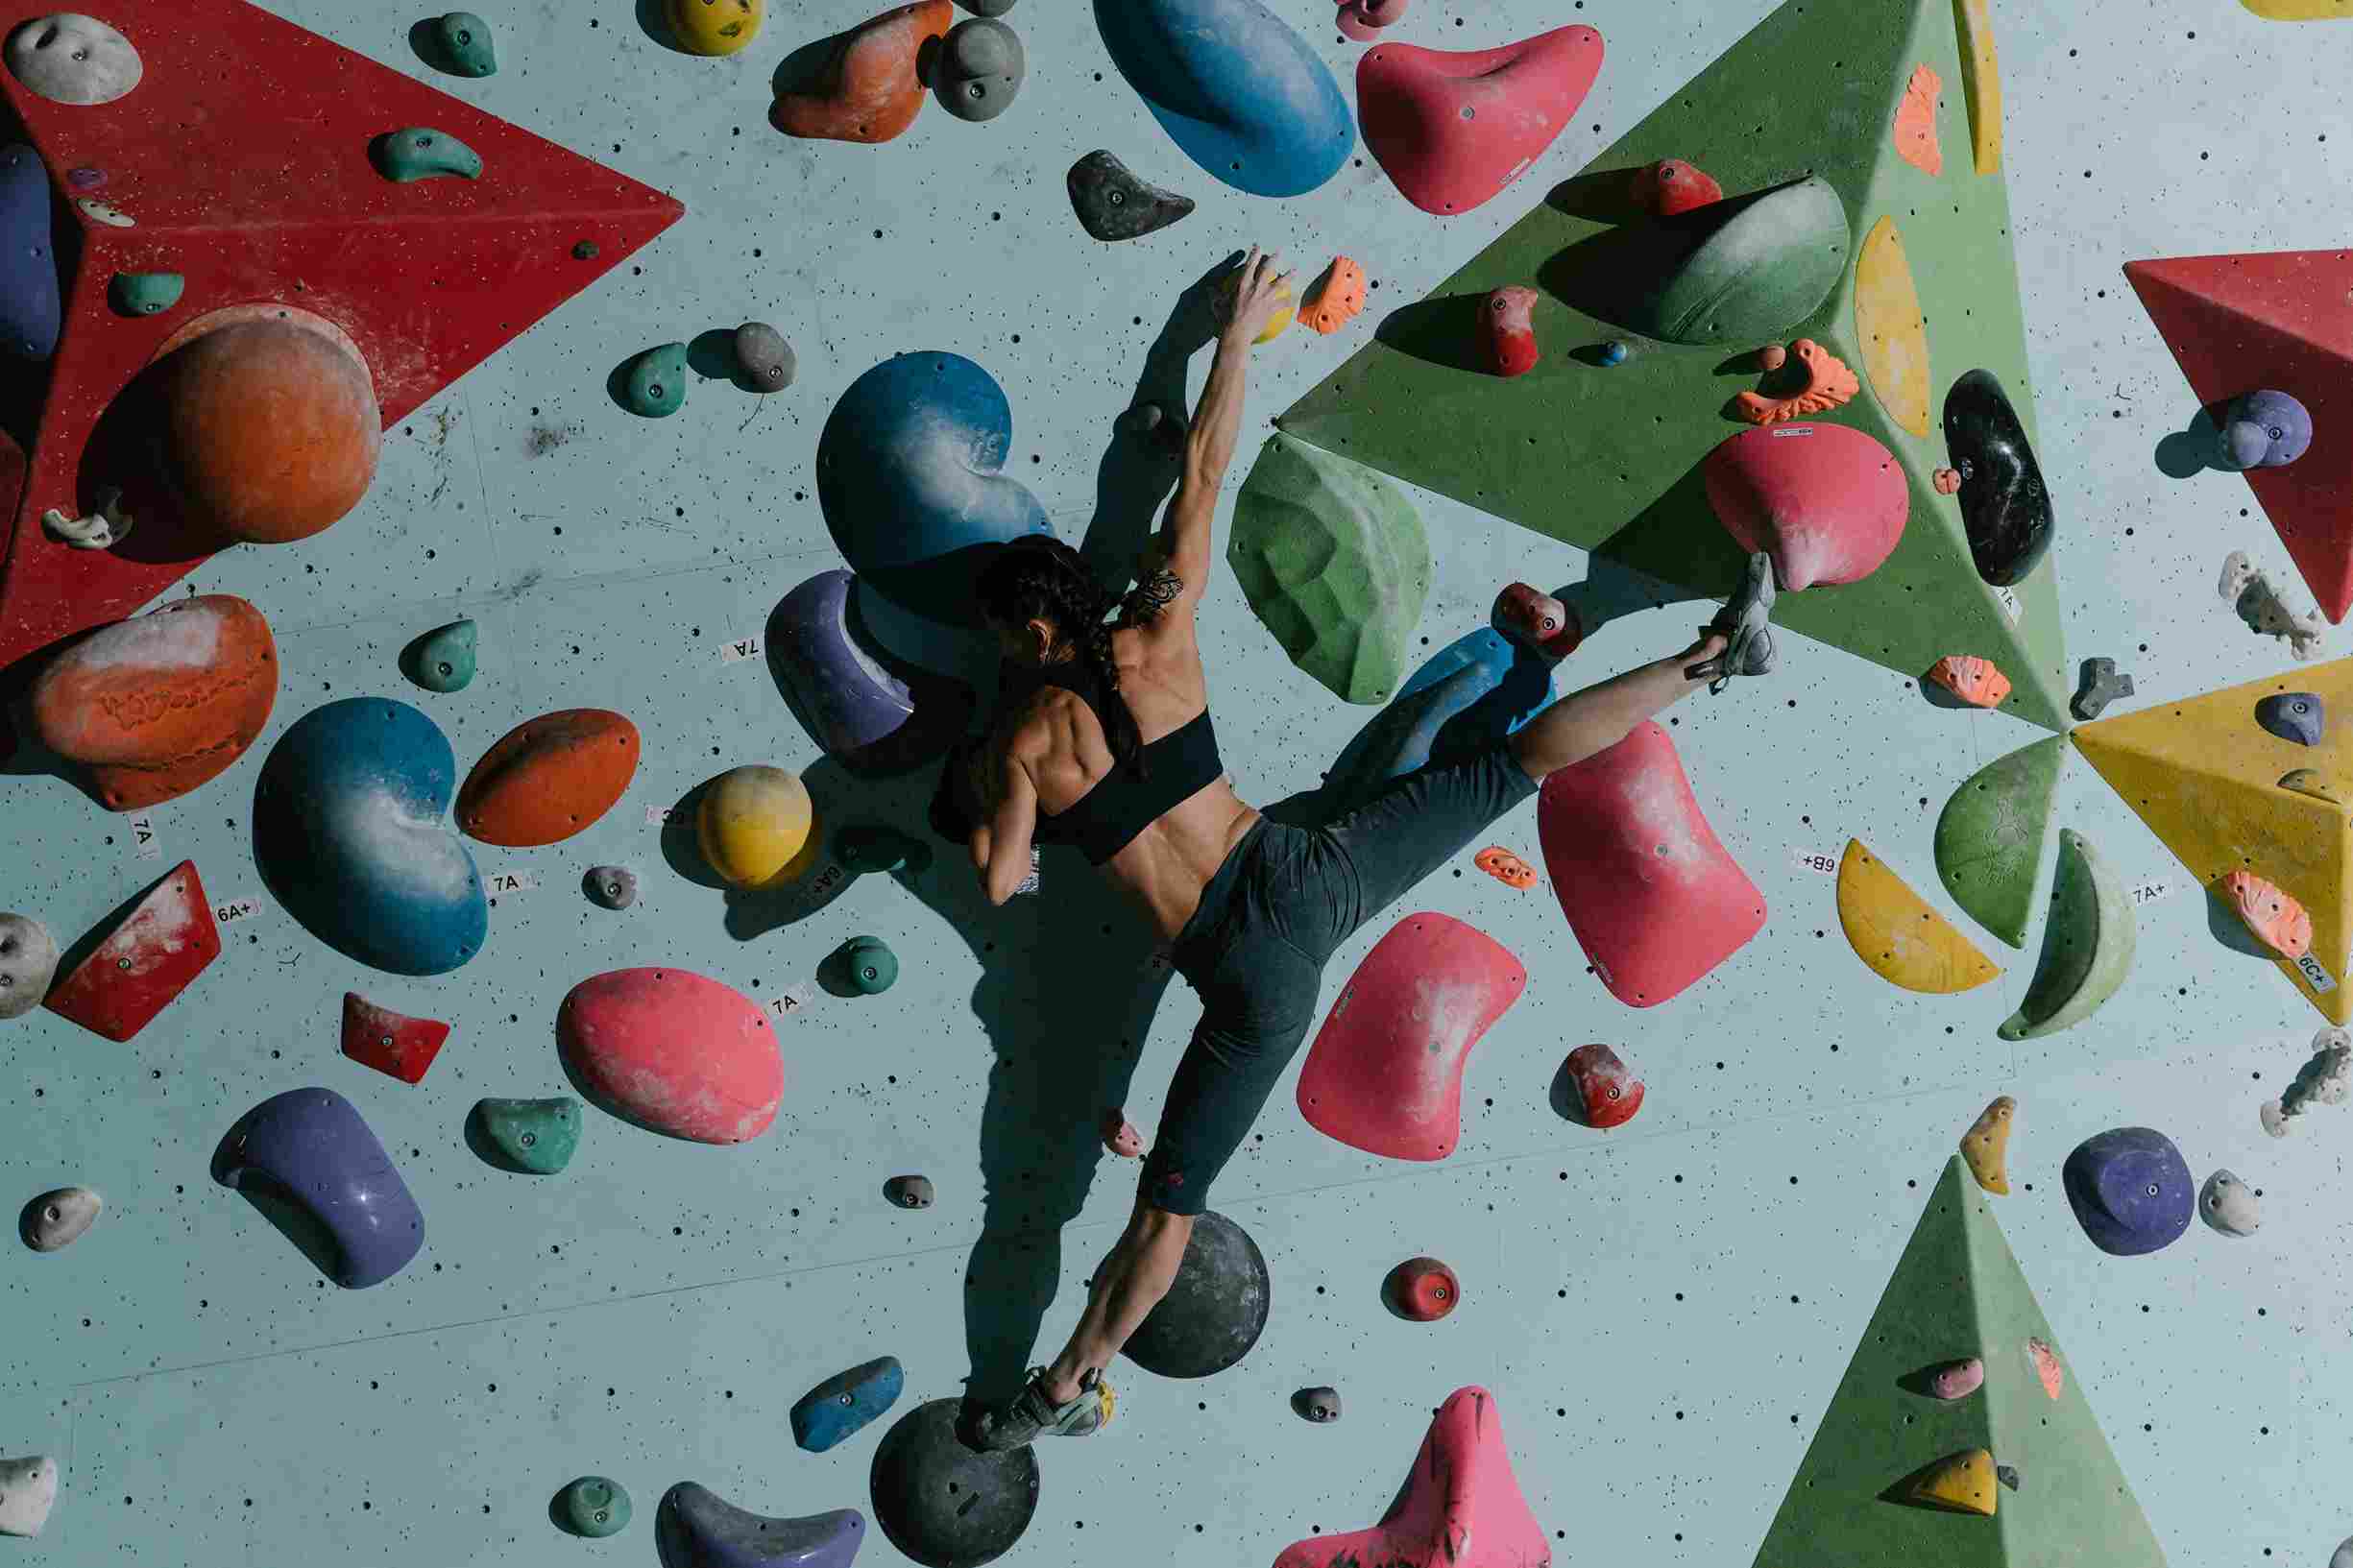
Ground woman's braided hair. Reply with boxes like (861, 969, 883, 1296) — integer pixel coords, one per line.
(976, 536, 1180, 777)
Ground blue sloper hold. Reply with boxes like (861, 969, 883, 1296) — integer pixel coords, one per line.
(253, 698, 488, 976)
(2061, 1126, 2192, 1257)
(213, 1088, 425, 1288)
(1093, 0, 1353, 198)
(1322, 626, 1557, 812)
(0, 143, 61, 360)
(655, 1484, 865, 1568)
(790, 1355, 905, 1453)
(815, 352, 1051, 628)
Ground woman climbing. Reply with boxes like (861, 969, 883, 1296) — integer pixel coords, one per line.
(935, 248, 1779, 1448)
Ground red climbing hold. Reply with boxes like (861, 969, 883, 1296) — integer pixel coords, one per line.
(1704, 422, 1907, 591)
(1382, 1256, 1460, 1321)
(1357, 25, 1605, 216)
(43, 860, 221, 1042)
(1274, 1387, 1546, 1568)
(1296, 913, 1525, 1161)
(340, 992, 452, 1085)
(1630, 158, 1722, 216)
(557, 968, 783, 1145)
(1539, 722, 1765, 1008)
(1483, 286, 1540, 378)
(1563, 1043, 1644, 1128)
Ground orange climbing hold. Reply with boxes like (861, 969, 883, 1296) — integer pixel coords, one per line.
(1300, 257, 1367, 335)
(1629, 157, 1721, 216)
(771, 0, 951, 144)
(2221, 870, 2315, 959)
(1474, 846, 1538, 889)
(1734, 338, 1859, 424)
(1894, 62, 1944, 176)
(2026, 1337, 2063, 1399)
(1929, 655, 2010, 709)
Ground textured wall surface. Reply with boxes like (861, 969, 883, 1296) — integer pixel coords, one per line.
(3, 1, 2347, 1563)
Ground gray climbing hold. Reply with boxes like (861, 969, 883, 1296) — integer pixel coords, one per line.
(5, 13, 141, 105)
(935, 16, 1024, 122)
(1067, 150, 1195, 243)
(1995, 1463, 2021, 1493)
(405, 618, 476, 693)
(428, 11, 497, 76)
(108, 271, 182, 317)
(1292, 1387, 1340, 1423)
(623, 343, 687, 418)
(557, 1475, 630, 1537)
(2257, 691, 2325, 747)
(584, 866, 637, 909)
(734, 322, 794, 393)
(2071, 657, 2134, 721)
(959, 0, 1015, 12)
(885, 1174, 934, 1209)
(19, 1186, 100, 1251)
(2198, 1169, 2260, 1237)
(0, 913, 59, 1021)
(374, 127, 484, 182)
(0, 1455, 58, 1539)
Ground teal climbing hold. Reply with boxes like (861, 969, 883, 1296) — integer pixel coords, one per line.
(1229, 432, 1431, 705)
(1933, 736, 2065, 950)
(557, 1476, 630, 1538)
(108, 272, 183, 317)
(429, 12, 497, 76)
(837, 824, 934, 877)
(374, 128, 484, 182)
(831, 935, 899, 996)
(473, 1097, 582, 1174)
(623, 343, 688, 418)
(404, 618, 476, 692)
(790, 1355, 905, 1453)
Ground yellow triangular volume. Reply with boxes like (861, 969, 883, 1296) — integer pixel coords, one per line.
(1837, 838, 2002, 993)
(1904, 1448, 1998, 1516)
(2073, 659, 2353, 1025)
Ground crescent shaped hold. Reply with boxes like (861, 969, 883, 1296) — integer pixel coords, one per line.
(1856, 216, 1932, 437)
(1933, 736, 2066, 949)
(1836, 838, 2001, 994)
(1999, 830, 2136, 1039)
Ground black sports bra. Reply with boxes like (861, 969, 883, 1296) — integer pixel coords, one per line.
(1007, 660, 1225, 865)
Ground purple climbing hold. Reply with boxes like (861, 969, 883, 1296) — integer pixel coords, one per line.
(770, 567, 973, 776)
(212, 1088, 425, 1288)
(654, 1483, 865, 1568)
(2256, 691, 2325, 747)
(0, 143, 61, 361)
(2061, 1126, 2192, 1257)
(2220, 389, 2311, 471)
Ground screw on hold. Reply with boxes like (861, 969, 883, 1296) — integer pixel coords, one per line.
(379, 1035, 393, 1048)
(520, 1132, 536, 1146)
(116, 957, 130, 969)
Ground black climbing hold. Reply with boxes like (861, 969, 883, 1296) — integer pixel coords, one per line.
(1996, 1462, 2021, 1492)
(885, 1174, 934, 1209)
(655, 1482, 864, 1568)
(934, 17, 1024, 123)
(1066, 150, 1194, 243)
(1291, 1387, 1341, 1423)
(2071, 657, 2133, 722)
(2257, 692, 2326, 747)
(868, 1399, 1039, 1568)
(584, 866, 637, 909)
(1119, 1209, 1270, 1379)
(1943, 368, 2053, 588)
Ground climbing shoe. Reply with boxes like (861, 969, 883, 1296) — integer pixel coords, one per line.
(967, 1366, 1116, 1451)
(1686, 549, 1778, 693)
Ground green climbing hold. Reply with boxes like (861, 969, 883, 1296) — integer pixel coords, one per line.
(833, 935, 899, 996)
(623, 343, 688, 418)
(837, 824, 934, 876)
(405, 618, 477, 693)
(108, 272, 183, 317)
(1998, 829, 2135, 1041)
(474, 1097, 583, 1174)
(428, 12, 497, 76)
(1932, 736, 2065, 950)
(374, 127, 484, 183)
(1633, 177, 1848, 346)
(1229, 432, 1430, 705)
(556, 1476, 630, 1538)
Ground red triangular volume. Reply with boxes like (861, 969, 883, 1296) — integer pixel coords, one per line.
(2124, 251, 2353, 621)
(340, 993, 452, 1085)
(44, 859, 222, 1041)
(0, 0, 686, 675)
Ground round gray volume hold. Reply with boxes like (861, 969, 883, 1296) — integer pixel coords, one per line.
(734, 322, 794, 393)
(935, 18, 1024, 123)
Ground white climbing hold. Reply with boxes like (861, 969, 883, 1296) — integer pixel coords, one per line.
(2261, 1025, 2350, 1138)
(20, 1185, 100, 1251)
(4, 13, 141, 105)
(0, 1455, 57, 1538)
(2220, 549, 2325, 661)
(2332, 1534, 2353, 1568)
(41, 489, 133, 549)
(74, 195, 133, 227)
(2197, 1170, 2259, 1238)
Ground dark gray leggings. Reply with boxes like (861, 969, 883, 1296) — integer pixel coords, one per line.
(1141, 741, 1540, 1215)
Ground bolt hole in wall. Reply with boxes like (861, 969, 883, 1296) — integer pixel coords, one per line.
(0, 0, 2345, 1564)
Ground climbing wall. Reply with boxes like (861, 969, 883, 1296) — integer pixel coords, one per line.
(2, 1, 2348, 1565)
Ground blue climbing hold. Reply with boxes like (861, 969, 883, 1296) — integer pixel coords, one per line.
(0, 143, 61, 361)
(2061, 1126, 2193, 1257)
(212, 1088, 425, 1289)
(1599, 340, 1630, 366)
(254, 698, 488, 976)
(1093, 0, 1353, 198)
(770, 567, 973, 774)
(789, 1354, 905, 1453)
(815, 352, 1051, 627)
(655, 1484, 865, 1568)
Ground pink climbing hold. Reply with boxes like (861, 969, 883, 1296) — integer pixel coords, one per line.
(1538, 722, 1766, 1009)
(1335, 0, 1405, 43)
(1296, 913, 1526, 1161)
(2026, 1337, 2063, 1400)
(1563, 1043, 1644, 1128)
(1483, 285, 1540, 378)
(1357, 25, 1605, 216)
(1630, 158, 1722, 217)
(1704, 422, 1907, 591)
(1100, 1108, 1144, 1159)
(557, 968, 784, 1145)
(339, 992, 451, 1085)
(1274, 1387, 1547, 1568)
(43, 860, 221, 1042)
(1926, 1356, 1985, 1400)
(1934, 467, 1963, 495)
(2220, 870, 2314, 959)
(1382, 1255, 1461, 1321)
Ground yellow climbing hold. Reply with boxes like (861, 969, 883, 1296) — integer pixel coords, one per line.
(2074, 658, 2353, 1025)
(697, 765, 820, 890)
(1906, 1448, 1998, 1516)
(2239, 0, 2351, 16)
(1855, 217, 1931, 438)
(2282, 768, 2346, 804)
(667, 0, 763, 56)
(1959, 1095, 2014, 1194)
(1221, 268, 1295, 346)
(1953, 0, 2004, 173)
(1837, 838, 2001, 994)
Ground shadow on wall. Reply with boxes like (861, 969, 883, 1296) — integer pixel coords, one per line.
(2154, 403, 2231, 478)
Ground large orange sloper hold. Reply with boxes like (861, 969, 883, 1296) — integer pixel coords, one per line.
(772, 0, 952, 144)
(456, 710, 641, 847)
(1299, 257, 1367, 335)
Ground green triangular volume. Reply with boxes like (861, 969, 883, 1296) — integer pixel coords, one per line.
(1274, 0, 2069, 730)
(1935, 736, 2067, 948)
